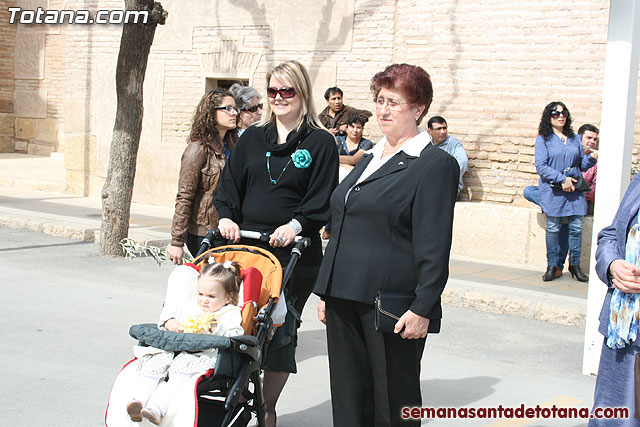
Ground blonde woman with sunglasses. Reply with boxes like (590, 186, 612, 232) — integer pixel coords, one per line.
(214, 60, 338, 427)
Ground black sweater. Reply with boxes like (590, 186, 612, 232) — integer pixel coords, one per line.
(213, 122, 338, 265)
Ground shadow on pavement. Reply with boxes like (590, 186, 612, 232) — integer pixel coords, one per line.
(0, 240, 92, 252)
(421, 376, 499, 408)
(296, 329, 328, 363)
(276, 399, 332, 427)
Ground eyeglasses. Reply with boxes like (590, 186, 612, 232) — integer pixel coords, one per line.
(551, 110, 568, 119)
(373, 96, 407, 111)
(242, 103, 263, 113)
(267, 87, 296, 99)
(215, 105, 239, 114)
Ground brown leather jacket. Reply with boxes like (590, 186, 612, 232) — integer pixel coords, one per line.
(318, 104, 372, 135)
(171, 141, 225, 246)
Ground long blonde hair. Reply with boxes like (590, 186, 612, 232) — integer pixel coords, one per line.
(257, 60, 325, 132)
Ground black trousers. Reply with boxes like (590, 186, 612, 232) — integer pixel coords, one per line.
(185, 232, 204, 258)
(263, 264, 320, 373)
(325, 296, 426, 427)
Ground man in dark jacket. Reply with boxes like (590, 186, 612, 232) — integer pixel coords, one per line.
(318, 87, 372, 136)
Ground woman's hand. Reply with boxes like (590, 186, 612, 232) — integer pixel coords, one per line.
(610, 259, 640, 293)
(168, 245, 185, 265)
(164, 318, 182, 332)
(394, 310, 430, 339)
(561, 177, 576, 192)
(269, 224, 296, 248)
(317, 300, 326, 325)
(589, 149, 598, 160)
(218, 218, 240, 243)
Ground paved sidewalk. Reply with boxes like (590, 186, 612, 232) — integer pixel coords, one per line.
(0, 153, 588, 327)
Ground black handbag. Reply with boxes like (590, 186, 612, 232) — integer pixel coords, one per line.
(374, 290, 414, 333)
(549, 156, 591, 192)
(551, 175, 591, 192)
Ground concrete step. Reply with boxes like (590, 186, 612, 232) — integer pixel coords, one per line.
(0, 153, 66, 193)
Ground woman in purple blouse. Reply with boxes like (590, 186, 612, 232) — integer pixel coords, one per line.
(534, 101, 596, 282)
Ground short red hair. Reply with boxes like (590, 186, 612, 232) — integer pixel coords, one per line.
(370, 64, 433, 124)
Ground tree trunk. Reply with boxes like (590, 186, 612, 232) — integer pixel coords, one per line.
(99, 1, 166, 256)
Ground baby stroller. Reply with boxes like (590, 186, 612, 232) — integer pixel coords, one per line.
(105, 229, 310, 427)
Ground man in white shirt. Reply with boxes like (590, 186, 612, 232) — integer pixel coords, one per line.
(427, 116, 468, 195)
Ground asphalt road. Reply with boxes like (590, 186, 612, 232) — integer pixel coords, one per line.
(1, 228, 596, 427)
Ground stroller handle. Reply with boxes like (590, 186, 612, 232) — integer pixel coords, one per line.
(198, 228, 311, 259)
(235, 230, 311, 248)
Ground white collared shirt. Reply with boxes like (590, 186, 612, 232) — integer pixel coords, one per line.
(356, 130, 431, 184)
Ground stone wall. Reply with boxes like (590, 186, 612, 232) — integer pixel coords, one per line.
(13, 0, 67, 156)
(0, 2, 16, 152)
(452, 202, 593, 269)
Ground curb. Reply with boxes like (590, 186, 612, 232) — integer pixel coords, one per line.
(0, 214, 170, 248)
(0, 177, 66, 193)
(0, 208, 585, 327)
(0, 214, 98, 241)
(443, 278, 586, 327)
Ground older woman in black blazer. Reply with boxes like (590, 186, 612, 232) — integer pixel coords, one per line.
(314, 64, 459, 427)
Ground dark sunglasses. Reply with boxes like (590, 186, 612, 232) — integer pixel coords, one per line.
(267, 86, 296, 99)
(242, 103, 263, 113)
(214, 105, 239, 114)
(550, 110, 568, 118)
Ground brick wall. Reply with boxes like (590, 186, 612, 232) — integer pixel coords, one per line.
(394, 0, 616, 204)
(404, 0, 640, 205)
(12, 0, 640, 206)
(0, 1, 16, 152)
(179, 0, 639, 206)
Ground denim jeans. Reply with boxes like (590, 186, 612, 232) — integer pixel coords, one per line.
(524, 186, 569, 267)
(523, 185, 540, 206)
(545, 215, 584, 267)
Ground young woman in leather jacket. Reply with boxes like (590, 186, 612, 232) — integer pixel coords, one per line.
(168, 89, 238, 264)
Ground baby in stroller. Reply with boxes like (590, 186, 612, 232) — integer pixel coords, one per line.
(107, 233, 300, 427)
(127, 258, 243, 425)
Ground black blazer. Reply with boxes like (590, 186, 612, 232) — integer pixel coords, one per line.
(314, 144, 459, 333)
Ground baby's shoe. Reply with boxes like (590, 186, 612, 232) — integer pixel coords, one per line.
(126, 400, 143, 422)
(141, 406, 163, 425)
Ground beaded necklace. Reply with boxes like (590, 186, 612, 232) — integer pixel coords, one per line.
(266, 140, 301, 185)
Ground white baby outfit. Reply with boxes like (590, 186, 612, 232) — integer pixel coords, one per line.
(131, 300, 243, 417)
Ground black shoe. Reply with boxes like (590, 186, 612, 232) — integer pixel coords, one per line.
(569, 265, 589, 282)
(542, 266, 558, 281)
